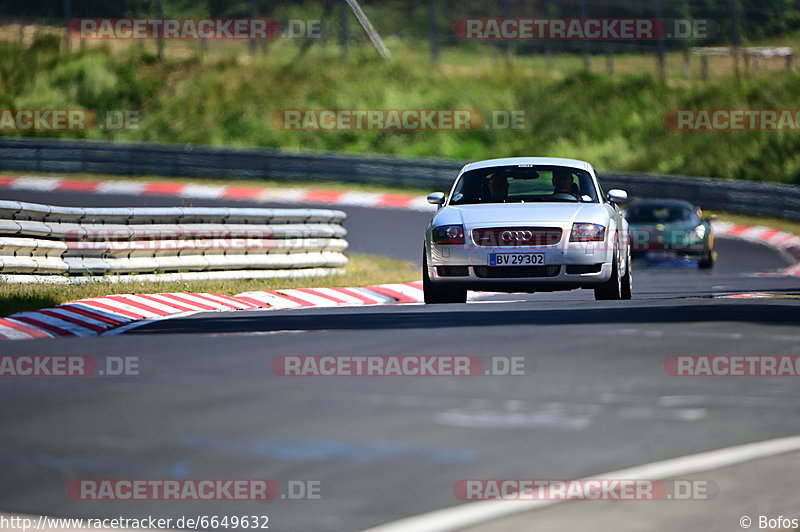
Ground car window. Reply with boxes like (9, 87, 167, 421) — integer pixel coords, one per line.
(449, 165, 598, 205)
(626, 205, 699, 223)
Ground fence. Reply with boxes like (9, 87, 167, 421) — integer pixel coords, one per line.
(0, 199, 348, 282)
(1, 137, 799, 221)
(3, 0, 799, 80)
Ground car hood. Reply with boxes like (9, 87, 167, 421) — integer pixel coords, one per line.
(433, 203, 610, 227)
(627, 220, 697, 233)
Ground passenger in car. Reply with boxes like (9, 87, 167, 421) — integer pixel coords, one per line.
(552, 170, 576, 195)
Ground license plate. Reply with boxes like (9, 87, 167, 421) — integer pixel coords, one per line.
(489, 253, 545, 266)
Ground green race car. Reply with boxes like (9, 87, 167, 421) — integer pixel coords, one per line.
(625, 199, 716, 269)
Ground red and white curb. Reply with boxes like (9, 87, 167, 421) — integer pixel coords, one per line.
(717, 292, 800, 299)
(0, 282, 426, 340)
(713, 221, 800, 276)
(0, 175, 433, 211)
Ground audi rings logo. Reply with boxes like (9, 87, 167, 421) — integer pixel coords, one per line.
(472, 227, 563, 247)
(500, 230, 533, 242)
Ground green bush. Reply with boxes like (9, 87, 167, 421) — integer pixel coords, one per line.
(3, 41, 800, 184)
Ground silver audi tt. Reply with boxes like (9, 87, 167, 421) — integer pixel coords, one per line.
(423, 157, 632, 303)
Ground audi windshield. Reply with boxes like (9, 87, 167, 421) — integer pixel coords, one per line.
(449, 165, 600, 205)
(626, 203, 699, 224)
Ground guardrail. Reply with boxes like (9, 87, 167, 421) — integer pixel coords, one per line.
(1, 137, 799, 220)
(0, 200, 348, 282)
(0, 137, 458, 189)
(599, 172, 800, 221)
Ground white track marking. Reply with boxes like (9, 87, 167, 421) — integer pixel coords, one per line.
(260, 188, 307, 203)
(277, 289, 344, 307)
(377, 283, 425, 300)
(312, 287, 368, 305)
(347, 287, 395, 303)
(160, 292, 235, 310)
(43, 308, 111, 329)
(338, 191, 383, 207)
(95, 182, 146, 195)
(9, 177, 61, 191)
(178, 184, 228, 199)
(0, 323, 38, 340)
(361, 434, 800, 532)
(120, 294, 187, 314)
(10, 312, 95, 336)
(80, 297, 163, 318)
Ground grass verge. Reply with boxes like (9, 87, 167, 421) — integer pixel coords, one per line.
(4, 36, 800, 184)
(0, 253, 419, 318)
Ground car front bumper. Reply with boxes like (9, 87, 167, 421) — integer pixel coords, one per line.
(631, 247, 709, 260)
(426, 241, 615, 290)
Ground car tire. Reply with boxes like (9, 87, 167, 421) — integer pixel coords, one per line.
(423, 254, 467, 304)
(594, 253, 624, 301)
(698, 251, 715, 270)
(621, 251, 632, 300)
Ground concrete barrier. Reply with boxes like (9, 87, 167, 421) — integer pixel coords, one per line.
(0, 201, 348, 282)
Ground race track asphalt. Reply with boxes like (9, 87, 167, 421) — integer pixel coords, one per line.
(0, 188, 798, 531)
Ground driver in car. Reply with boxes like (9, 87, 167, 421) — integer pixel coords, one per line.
(486, 174, 509, 202)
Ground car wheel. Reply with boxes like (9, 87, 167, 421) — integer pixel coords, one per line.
(621, 251, 632, 300)
(698, 250, 715, 269)
(595, 253, 623, 301)
(423, 254, 467, 304)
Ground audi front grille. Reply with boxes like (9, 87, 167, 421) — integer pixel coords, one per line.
(473, 265, 561, 278)
(472, 227, 563, 247)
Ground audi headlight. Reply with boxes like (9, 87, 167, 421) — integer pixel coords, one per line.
(570, 223, 606, 242)
(432, 225, 465, 245)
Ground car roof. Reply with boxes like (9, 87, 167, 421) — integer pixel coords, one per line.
(462, 157, 592, 172)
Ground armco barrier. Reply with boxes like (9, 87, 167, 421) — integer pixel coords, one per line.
(601, 172, 800, 222)
(1, 137, 799, 220)
(0, 137, 459, 189)
(0, 200, 348, 281)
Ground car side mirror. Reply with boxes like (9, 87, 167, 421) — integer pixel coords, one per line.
(427, 192, 445, 208)
(607, 189, 628, 204)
